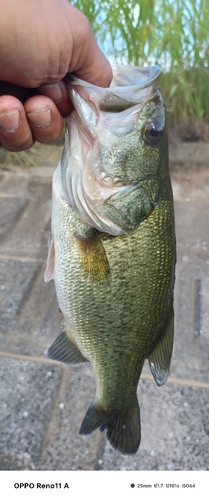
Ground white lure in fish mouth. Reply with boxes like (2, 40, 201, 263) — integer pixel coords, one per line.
(60, 65, 164, 236)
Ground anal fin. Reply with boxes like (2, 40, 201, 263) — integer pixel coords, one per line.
(45, 327, 88, 365)
(148, 309, 174, 386)
(44, 234, 55, 283)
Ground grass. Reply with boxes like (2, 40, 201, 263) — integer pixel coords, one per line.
(0, 134, 65, 167)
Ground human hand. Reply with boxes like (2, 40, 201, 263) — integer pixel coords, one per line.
(0, 0, 112, 152)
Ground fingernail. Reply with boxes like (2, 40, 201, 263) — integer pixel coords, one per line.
(40, 83, 64, 103)
(0, 109, 21, 132)
(27, 107, 52, 128)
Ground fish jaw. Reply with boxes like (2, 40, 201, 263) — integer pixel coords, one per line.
(68, 65, 162, 112)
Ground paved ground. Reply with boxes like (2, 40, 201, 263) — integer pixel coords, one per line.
(0, 143, 209, 471)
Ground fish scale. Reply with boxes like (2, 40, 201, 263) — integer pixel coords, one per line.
(44, 65, 176, 454)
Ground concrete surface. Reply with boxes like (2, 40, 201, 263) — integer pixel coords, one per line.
(0, 147, 209, 471)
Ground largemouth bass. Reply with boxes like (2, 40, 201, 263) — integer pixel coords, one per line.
(44, 65, 176, 455)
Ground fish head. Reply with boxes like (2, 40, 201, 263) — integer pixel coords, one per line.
(61, 66, 168, 235)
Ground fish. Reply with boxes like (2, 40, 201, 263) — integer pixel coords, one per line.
(44, 65, 176, 455)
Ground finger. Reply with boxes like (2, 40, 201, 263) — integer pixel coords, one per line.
(39, 80, 73, 118)
(0, 95, 33, 151)
(24, 95, 64, 143)
(68, 9, 113, 88)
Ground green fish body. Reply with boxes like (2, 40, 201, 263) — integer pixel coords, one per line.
(45, 66, 176, 454)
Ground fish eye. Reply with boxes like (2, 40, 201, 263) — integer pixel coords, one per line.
(143, 120, 164, 144)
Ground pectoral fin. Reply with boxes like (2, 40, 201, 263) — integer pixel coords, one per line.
(148, 309, 174, 386)
(45, 327, 88, 365)
(75, 228, 110, 281)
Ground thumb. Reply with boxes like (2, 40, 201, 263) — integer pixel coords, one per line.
(66, 7, 113, 88)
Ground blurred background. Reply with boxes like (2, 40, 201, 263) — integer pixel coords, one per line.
(71, 0, 209, 141)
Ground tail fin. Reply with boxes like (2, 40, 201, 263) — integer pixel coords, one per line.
(79, 401, 141, 455)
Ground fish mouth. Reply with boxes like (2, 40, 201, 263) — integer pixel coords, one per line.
(68, 65, 162, 113)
